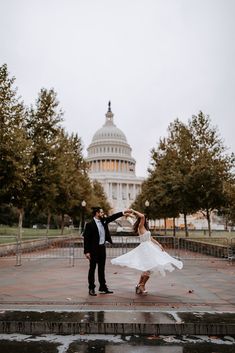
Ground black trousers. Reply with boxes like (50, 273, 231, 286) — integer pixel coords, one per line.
(88, 245, 107, 290)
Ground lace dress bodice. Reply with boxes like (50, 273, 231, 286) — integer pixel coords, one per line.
(139, 231, 151, 242)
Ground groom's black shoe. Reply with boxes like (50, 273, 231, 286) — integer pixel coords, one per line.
(99, 287, 113, 294)
(89, 289, 97, 296)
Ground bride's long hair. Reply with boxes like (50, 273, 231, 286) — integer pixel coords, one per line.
(133, 215, 149, 234)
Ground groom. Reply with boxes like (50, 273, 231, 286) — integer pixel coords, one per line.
(83, 207, 131, 296)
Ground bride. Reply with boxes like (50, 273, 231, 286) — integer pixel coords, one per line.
(111, 209, 183, 295)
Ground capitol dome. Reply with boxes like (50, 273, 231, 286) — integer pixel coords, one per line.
(92, 117, 127, 143)
(86, 102, 144, 212)
(87, 102, 135, 167)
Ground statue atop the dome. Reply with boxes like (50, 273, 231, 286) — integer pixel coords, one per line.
(106, 101, 113, 123)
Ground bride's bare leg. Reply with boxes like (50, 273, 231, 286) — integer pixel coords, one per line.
(136, 271, 150, 294)
(135, 274, 144, 294)
(140, 271, 150, 293)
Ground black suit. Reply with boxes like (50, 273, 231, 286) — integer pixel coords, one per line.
(83, 212, 123, 291)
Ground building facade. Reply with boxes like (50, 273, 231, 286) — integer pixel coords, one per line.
(86, 102, 144, 212)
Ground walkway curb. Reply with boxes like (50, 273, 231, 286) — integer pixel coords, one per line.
(1, 310, 235, 335)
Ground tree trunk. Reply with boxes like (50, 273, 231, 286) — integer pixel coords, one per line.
(206, 208, 211, 237)
(61, 213, 65, 235)
(224, 216, 228, 231)
(18, 208, 24, 241)
(54, 215, 60, 229)
(46, 210, 51, 237)
(173, 217, 176, 237)
(184, 213, 189, 237)
(164, 218, 167, 235)
(16, 208, 24, 266)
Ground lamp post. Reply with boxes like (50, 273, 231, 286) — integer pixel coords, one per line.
(144, 200, 150, 221)
(81, 200, 86, 233)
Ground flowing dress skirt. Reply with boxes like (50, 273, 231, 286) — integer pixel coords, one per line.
(111, 233, 183, 277)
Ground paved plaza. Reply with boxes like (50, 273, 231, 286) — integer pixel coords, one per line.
(0, 256, 234, 312)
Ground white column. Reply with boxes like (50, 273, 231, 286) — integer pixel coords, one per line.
(110, 183, 113, 200)
(133, 184, 137, 200)
(118, 183, 121, 209)
(126, 183, 129, 202)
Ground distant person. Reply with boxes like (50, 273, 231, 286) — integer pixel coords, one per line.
(83, 207, 132, 296)
(111, 209, 183, 295)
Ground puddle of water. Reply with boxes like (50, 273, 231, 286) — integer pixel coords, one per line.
(0, 340, 59, 353)
(0, 334, 234, 353)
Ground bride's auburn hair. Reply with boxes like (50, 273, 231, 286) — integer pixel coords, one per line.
(133, 215, 149, 234)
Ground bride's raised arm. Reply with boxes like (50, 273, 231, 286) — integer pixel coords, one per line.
(131, 209, 146, 234)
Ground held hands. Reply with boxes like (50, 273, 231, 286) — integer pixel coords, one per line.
(123, 209, 132, 216)
(130, 209, 145, 218)
(123, 209, 142, 217)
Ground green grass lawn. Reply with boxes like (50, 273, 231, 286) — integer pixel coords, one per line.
(0, 226, 79, 244)
(0, 226, 234, 246)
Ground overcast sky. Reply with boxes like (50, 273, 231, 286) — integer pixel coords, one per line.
(1, 0, 235, 176)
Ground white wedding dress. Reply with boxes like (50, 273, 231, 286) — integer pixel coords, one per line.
(111, 231, 183, 276)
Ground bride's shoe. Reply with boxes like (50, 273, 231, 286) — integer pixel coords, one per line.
(140, 284, 148, 295)
(135, 284, 148, 295)
(135, 284, 141, 294)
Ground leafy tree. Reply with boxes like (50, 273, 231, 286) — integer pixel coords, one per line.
(53, 131, 111, 231)
(90, 180, 111, 215)
(145, 120, 197, 236)
(27, 88, 63, 233)
(0, 204, 18, 226)
(165, 120, 199, 236)
(189, 112, 234, 235)
(0, 64, 32, 238)
(54, 131, 93, 233)
(217, 179, 235, 230)
(133, 112, 234, 237)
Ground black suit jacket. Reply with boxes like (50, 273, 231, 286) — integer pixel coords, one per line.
(83, 212, 123, 254)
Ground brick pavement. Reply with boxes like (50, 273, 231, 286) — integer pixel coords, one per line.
(0, 256, 234, 312)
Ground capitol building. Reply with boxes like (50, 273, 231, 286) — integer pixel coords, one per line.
(86, 102, 144, 212)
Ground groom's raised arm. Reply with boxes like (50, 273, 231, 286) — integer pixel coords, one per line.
(105, 209, 132, 223)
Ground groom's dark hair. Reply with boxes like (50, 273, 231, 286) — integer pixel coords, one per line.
(91, 207, 102, 216)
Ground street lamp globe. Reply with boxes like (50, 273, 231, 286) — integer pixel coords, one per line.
(144, 200, 150, 223)
(81, 200, 86, 207)
(81, 200, 87, 233)
(145, 200, 150, 208)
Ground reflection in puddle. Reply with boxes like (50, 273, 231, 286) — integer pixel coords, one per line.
(0, 334, 234, 353)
